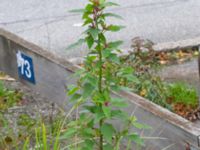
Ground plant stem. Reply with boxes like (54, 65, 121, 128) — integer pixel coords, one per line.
(94, 5, 104, 149)
(99, 118, 103, 150)
(98, 47, 103, 150)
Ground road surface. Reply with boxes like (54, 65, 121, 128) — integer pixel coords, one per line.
(0, 0, 200, 58)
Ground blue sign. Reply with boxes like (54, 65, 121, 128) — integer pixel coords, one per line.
(16, 51, 36, 84)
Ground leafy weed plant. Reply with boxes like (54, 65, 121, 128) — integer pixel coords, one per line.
(66, 0, 147, 149)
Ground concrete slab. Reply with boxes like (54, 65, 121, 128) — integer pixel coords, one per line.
(0, 0, 200, 59)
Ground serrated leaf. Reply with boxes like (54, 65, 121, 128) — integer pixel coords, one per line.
(66, 39, 85, 50)
(128, 134, 144, 145)
(103, 13, 123, 20)
(107, 25, 125, 32)
(101, 124, 115, 144)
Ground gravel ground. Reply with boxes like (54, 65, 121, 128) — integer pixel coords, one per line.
(0, 80, 63, 139)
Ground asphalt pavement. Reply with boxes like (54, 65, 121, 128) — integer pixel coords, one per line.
(0, 0, 200, 58)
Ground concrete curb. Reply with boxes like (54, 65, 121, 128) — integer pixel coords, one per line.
(0, 28, 200, 149)
(153, 37, 200, 51)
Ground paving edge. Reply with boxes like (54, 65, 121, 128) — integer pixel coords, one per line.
(153, 37, 200, 51)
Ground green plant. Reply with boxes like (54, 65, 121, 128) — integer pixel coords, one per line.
(166, 82, 198, 108)
(112, 37, 171, 109)
(66, 0, 147, 149)
(0, 81, 23, 110)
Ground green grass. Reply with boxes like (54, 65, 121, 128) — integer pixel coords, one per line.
(166, 82, 198, 108)
(0, 81, 22, 110)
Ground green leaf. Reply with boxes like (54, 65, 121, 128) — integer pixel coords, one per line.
(88, 28, 99, 39)
(132, 122, 151, 129)
(126, 75, 140, 82)
(107, 25, 125, 32)
(83, 17, 93, 26)
(69, 9, 85, 13)
(108, 53, 120, 64)
(69, 93, 81, 102)
(101, 123, 115, 144)
(94, 110, 105, 123)
(82, 128, 95, 138)
(111, 85, 121, 92)
(99, 33, 106, 44)
(120, 86, 133, 92)
(83, 73, 98, 86)
(103, 144, 114, 150)
(60, 128, 76, 139)
(111, 98, 128, 107)
(108, 40, 123, 49)
(67, 85, 79, 96)
(84, 105, 98, 113)
(102, 49, 111, 58)
(99, 0, 106, 5)
(82, 139, 94, 150)
(128, 134, 144, 145)
(66, 39, 85, 50)
(103, 13, 123, 20)
(111, 110, 127, 119)
(42, 124, 47, 150)
(102, 105, 111, 118)
(119, 67, 134, 74)
(86, 35, 94, 49)
(101, 2, 120, 7)
(83, 83, 95, 98)
(85, 4, 94, 12)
